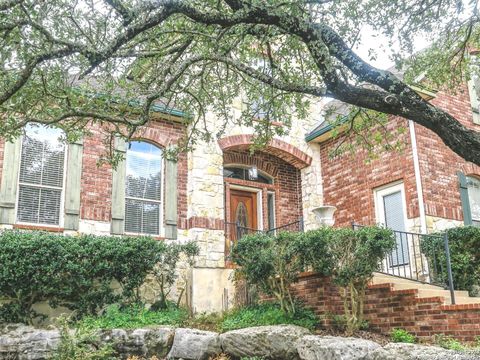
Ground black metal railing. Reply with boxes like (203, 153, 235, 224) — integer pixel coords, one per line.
(224, 218, 304, 256)
(352, 222, 455, 304)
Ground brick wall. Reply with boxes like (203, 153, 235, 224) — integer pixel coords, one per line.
(0, 118, 188, 231)
(292, 273, 480, 342)
(319, 117, 419, 227)
(416, 85, 480, 222)
(80, 118, 188, 228)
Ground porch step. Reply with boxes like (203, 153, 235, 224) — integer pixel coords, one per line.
(371, 272, 480, 305)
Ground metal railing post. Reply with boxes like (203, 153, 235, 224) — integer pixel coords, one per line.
(443, 231, 456, 305)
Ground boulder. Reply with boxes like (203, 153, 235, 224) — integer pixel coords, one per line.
(221, 325, 311, 360)
(98, 326, 175, 359)
(167, 328, 221, 360)
(296, 335, 384, 360)
(0, 324, 61, 360)
(374, 342, 479, 360)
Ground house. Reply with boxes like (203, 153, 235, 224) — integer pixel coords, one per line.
(0, 96, 323, 313)
(306, 82, 480, 233)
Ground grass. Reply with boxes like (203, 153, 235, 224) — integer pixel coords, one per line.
(78, 304, 188, 330)
(220, 303, 318, 332)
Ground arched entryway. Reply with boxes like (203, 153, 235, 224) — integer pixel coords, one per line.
(218, 136, 312, 256)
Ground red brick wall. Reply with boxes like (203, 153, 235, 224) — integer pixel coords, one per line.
(80, 118, 188, 228)
(319, 117, 419, 227)
(415, 86, 480, 221)
(223, 150, 303, 228)
(293, 273, 480, 342)
(0, 118, 188, 231)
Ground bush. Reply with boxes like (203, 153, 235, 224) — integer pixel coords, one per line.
(52, 317, 115, 360)
(78, 304, 188, 330)
(220, 303, 318, 332)
(150, 242, 199, 310)
(0, 231, 164, 323)
(390, 328, 416, 343)
(421, 226, 480, 295)
(303, 226, 395, 335)
(230, 232, 304, 314)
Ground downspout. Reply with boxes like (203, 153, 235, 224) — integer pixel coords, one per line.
(408, 120, 427, 234)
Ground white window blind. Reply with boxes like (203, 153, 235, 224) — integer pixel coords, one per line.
(125, 141, 162, 235)
(467, 176, 480, 226)
(17, 125, 65, 225)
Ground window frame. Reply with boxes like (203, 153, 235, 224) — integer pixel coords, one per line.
(14, 126, 68, 228)
(466, 175, 480, 225)
(123, 140, 164, 237)
(373, 181, 408, 229)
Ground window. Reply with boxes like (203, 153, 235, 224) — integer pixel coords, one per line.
(467, 176, 480, 226)
(125, 141, 163, 235)
(223, 166, 273, 184)
(17, 125, 66, 225)
(374, 183, 409, 266)
(267, 192, 275, 231)
(467, 60, 480, 125)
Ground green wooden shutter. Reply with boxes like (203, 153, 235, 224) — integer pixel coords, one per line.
(458, 171, 473, 225)
(111, 137, 127, 234)
(164, 157, 178, 239)
(64, 139, 83, 230)
(0, 137, 22, 224)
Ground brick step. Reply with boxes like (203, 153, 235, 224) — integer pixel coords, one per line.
(371, 273, 480, 305)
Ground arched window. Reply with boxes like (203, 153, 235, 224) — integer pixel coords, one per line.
(125, 141, 163, 235)
(467, 176, 480, 225)
(17, 124, 66, 225)
(223, 166, 273, 184)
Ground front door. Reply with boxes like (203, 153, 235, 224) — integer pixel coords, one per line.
(229, 189, 258, 242)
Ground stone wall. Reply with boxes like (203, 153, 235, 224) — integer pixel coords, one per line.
(292, 273, 480, 342)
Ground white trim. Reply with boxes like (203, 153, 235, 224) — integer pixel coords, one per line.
(409, 120, 427, 233)
(229, 184, 264, 230)
(373, 181, 408, 229)
(14, 130, 68, 228)
(267, 191, 276, 230)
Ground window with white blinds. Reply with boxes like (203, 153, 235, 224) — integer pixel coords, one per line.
(125, 141, 163, 235)
(467, 176, 480, 226)
(17, 125, 66, 225)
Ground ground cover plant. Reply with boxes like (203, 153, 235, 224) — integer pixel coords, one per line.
(78, 304, 189, 330)
(390, 328, 416, 343)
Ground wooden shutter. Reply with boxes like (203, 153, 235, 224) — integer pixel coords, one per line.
(458, 171, 473, 225)
(111, 137, 127, 234)
(64, 139, 83, 230)
(164, 157, 178, 239)
(0, 137, 22, 224)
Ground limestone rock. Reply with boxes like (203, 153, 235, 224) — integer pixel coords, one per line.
(221, 325, 311, 360)
(375, 342, 480, 360)
(296, 335, 384, 360)
(98, 326, 175, 359)
(167, 328, 221, 360)
(0, 324, 61, 360)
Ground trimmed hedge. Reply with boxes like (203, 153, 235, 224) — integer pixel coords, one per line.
(422, 226, 480, 295)
(0, 230, 164, 323)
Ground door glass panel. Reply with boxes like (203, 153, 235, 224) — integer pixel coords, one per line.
(235, 202, 249, 228)
(383, 191, 409, 266)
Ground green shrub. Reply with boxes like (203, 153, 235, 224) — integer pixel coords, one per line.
(220, 303, 318, 332)
(78, 304, 188, 330)
(0, 230, 163, 323)
(303, 226, 395, 335)
(421, 226, 480, 295)
(230, 232, 304, 314)
(390, 328, 416, 343)
(150, 242, 199, 311)
(52, 317, 115, 360)
(434, 334, 465, 351)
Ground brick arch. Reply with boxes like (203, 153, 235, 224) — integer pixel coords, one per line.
(218, 135, 312, 169)
(132, 126, 172, 148)
(223, 151, 279, 178)
(461, 163, 480, 177)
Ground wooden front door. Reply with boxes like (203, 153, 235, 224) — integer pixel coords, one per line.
(229, 189, 258, 242)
